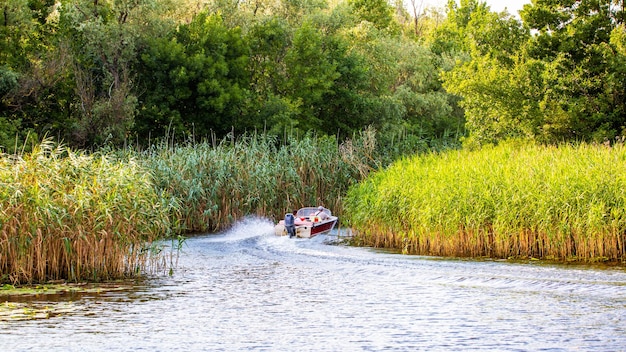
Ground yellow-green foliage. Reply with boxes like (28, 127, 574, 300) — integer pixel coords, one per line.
(345, 141, 626, 262)
(0, 141, 173, 284)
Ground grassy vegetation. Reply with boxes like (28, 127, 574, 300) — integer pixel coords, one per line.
(0, 131, 388, 285)
(11, 130, 622, 285)
(344, 141, 626, 263)
(0, 141, 173, 284)
(142, 131, 379, 233)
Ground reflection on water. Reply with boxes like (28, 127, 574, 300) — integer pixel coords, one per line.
(1, 216, 625, 351)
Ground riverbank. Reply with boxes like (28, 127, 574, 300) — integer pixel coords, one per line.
(344, 141, 626, 263)
(1, 131, 392, 285)
(3, 135, 623, 286)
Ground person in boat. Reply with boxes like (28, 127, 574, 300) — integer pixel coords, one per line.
(284, 212, 296, 238)
(314, 206, 328, 220)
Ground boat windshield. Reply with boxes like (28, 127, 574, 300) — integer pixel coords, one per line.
(296, 207, 331, 217)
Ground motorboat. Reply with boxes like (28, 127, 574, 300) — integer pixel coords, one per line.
(274, 207, 338, 238)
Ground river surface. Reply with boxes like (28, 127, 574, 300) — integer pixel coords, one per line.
(1, 217, 625, 351)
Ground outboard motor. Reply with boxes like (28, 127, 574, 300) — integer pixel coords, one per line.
(284, 213, 296, 238)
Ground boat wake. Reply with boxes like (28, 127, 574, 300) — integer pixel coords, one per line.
(191, 219, 626, 302)
(203, 216, 275, 243)
(5, 214, 625, 352)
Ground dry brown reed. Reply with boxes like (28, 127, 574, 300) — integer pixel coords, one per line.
(0, 140, 173, 284)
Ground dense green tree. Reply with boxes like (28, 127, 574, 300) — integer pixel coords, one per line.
(0, 1, 27, 151)
(429, 0, 527, 62)
(136, 12, 250, 141)
(246, 16, 294, 134)
(441, 0, 625, 146)
(58, 0, 147, 146)
(284, 20, 340, 131)
(278, 0, 329, 23)
(521, 0, 617, 60)
(1, 0, 70, 151)
(427, 0, 488, 55)
(348, 0, 394, 31)
(1, 0, 55, 68)
(348, 18, 461, 139)
(437, 1, 533, 145)
(0, 0, 467, 150)
(610, 24, 626, 135)
(302, 5, 378, 136)
(443, 55, 545, 145)
(518, 0, 626, 142)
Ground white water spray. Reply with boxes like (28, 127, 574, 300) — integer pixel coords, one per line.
(214, 216, 276, 242)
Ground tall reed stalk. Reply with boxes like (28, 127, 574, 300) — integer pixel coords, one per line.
(0, 128, 425, 284)
(0, 140, 173, 284)
(344, 141, 626, 262)
(143, 131, 377, 233)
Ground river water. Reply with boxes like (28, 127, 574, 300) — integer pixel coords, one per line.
(1, 217, 625, 351)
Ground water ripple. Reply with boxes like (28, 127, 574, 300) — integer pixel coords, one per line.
(2, 218, 625, 351)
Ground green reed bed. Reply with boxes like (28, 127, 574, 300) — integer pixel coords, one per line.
(344, 141, 626, 262)
(143, 132, 375, 233)
(0, 141, 173, 284)
(0, 130, 413, 285)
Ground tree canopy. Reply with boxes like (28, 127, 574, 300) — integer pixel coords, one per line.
(440, 0, 626, 146)
(1, 0, 624, 151)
